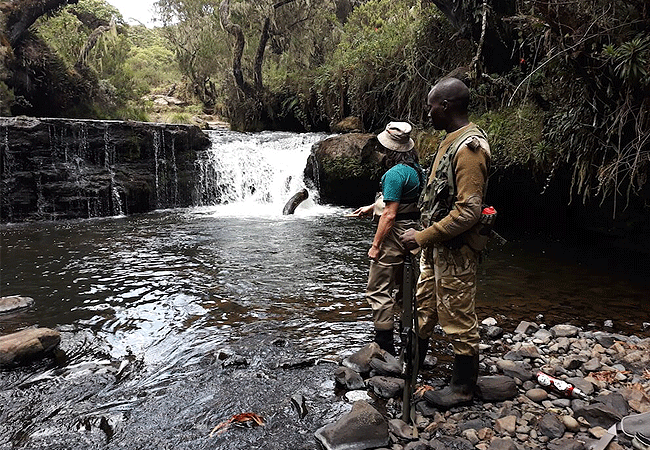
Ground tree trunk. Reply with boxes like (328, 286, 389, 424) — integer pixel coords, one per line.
(3, 0, 79, 46)
(254, 18, 271, 91)
(219, 0, 250, 95)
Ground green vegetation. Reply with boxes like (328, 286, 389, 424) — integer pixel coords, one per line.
(0, 0, 648, 206)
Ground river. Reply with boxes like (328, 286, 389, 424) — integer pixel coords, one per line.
(0, 130, 648, 449)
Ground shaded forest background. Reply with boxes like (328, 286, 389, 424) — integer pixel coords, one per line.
(0, 0, 649, 225)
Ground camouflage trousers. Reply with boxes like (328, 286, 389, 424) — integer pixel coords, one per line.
(416, 244, 480, 357)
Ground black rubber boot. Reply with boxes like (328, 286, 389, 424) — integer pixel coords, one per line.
(374, 329, 396, 356)
(424, 354, 479, 409)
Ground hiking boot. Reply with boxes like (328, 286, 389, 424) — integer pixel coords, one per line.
(370, 349, 402, 376)
(423, 354, 479, 409)
(374, 329, 396, 356)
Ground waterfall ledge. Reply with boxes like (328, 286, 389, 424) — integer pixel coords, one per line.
(0, 117, 210, 223)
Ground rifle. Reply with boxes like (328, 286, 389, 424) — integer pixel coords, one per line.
(400, 252, 419, 432)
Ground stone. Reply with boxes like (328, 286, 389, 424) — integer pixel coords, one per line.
(487, 438, 518, 450)
(497, 360, 533, 381)
(532, 328, 553, 343)
(334, 366, 365, 390)
(550, 324, 580, 338)
(494, 415, 517, 435)
(331, 116, 364, 133)
(0, 296, 34, 313)
(0, 327, 61, 366)
(582, 357, 601, 372)
(486, 326, 504, 339)
(514, 321, 538, 335)
(538, 413, 565, 439)
(345, 390, 373, 403)
(389, 418, 416, 440)
(367, 376, 404, 399)
(546, 437, 585, 450)
(428, 436, 473, 450)
(561, 415, 580, 432)
(525, 388, 548, 403)
(476, 376, 519, 402)
(342, 342, 383, 374)
(567, 377, 595, 397)
(482, 317, 498, 327)
(314, 400, 389, 450)
(404, 441, 432, 450)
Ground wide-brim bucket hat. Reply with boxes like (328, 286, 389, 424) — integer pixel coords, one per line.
(377, 121, 415, 152)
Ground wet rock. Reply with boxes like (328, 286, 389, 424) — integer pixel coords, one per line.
(486, 438, 518, 450)
(370, 350, 402, 376)
(422, 355, 438, 370)
(503, 343, 540, 361)
(314, 400, 389, 450)
(334, 366, 365, 390)
(0, 296, 34, 313)
(476, 376, 518, 402)
(496, 360, 533, 381)
(367, 376, 404, 399)
(0, 327, 61, 366)
(537, 412, 565, 439)
(342, 342, 382, 374)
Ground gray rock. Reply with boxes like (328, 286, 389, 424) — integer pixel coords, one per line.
(566, 377, 594, 396)
(370, 350, 402, 376)
(487, 438, 519, 450)
(429, 436, 473, 450)
(389, 418, 416, 440)
(0, 296, 34, 313)
(592, 332, 616, 348)
(514, 321, 539, 335)
(458, 418, 491, 431)
(0, 327, 61, 366)
(538, 412, 565, 439)
(496, 359, 533, 381)
(342, 342, 382, 374)
(314, 400, 389, 450)
(582, 357, 601, 372)
(334, 366, 365, 390)
(367, 376, 404, 399)
(486, 326, 504, 339)
(592, 392, 629, 417)
(551, 324, 580, 337)
(532, 328, 553, 343)
(404, 441, 433, 450)
(574, 403, 623, 428)
(476, 375, 519, 402)
(547, 437, 585, 450)
(344, 390, 372, 403)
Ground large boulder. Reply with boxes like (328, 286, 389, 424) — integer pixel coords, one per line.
(0, 328, 61, 366)
(304, 133, 384, 206)
(314, 400, 389, 450)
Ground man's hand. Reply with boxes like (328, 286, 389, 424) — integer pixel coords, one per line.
(400, 228, 419, 250)
(368, 244, 380, 261)
(349, 204, 373, 218)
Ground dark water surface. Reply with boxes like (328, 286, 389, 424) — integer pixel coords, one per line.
(1, 200, 649, 448)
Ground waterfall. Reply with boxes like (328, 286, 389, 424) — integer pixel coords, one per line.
(195, 130, 330, 216)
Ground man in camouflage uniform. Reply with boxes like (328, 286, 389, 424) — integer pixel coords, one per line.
(401, 78, 491, 409)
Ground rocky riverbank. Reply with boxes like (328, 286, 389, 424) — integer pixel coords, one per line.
(321, 319, 650, 450)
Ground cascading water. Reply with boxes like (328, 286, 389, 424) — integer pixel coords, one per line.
(195, 130, 332, 216)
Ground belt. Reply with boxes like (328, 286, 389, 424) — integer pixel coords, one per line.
(395, 212, 421, 221)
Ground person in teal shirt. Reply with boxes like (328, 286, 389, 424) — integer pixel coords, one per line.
(352, 122, 423, 354)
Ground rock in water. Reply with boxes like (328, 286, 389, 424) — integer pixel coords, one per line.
(282, 189, 309, 215)
(0, 328, 61, 366)
(314, 400, 389, 450)
(0, 296, 34, 313)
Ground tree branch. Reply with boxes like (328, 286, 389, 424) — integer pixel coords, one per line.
(4, 0, 79, 46)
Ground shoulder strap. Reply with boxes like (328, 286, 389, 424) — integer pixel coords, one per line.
(445, 125, 487, 204)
